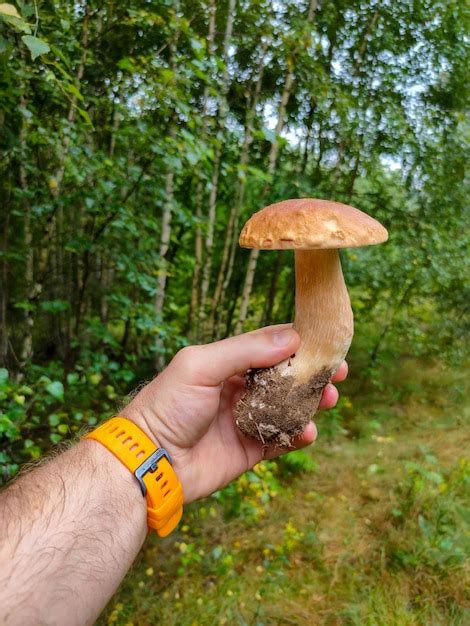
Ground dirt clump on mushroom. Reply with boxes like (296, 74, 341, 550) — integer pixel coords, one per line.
(235, 359, 332, 446)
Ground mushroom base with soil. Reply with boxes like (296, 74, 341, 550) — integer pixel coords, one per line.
(235, 248, 354, 446)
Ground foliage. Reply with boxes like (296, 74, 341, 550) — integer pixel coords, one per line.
(388, 456, 469, 573)
(213, 460, 281, 522)
(0, 1, 469, 622)
(0, 356, 136, 481)
(98, 367, 469, 625)
(1, 0, 468, 479)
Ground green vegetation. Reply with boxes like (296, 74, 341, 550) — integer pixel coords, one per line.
(0, 0, 468, 623)
(99, 363, 469, 625)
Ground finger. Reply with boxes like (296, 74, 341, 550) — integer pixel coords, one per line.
(318, 383, 339, 410)
(226, 374, 246, 387)
(263, 421, 317, 460)
(170, 325, 300, 386)
(331, 361, 348, 383)
(219, 376, 246, 414)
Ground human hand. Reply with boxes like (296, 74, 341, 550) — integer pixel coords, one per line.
(122, 325, 348, 503)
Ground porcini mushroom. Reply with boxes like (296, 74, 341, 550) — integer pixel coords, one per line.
(235, 198, 388, 446)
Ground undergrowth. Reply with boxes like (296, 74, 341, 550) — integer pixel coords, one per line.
(99, 359, 470, 626)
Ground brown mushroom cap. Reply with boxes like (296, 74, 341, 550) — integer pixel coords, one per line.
(239, 198, 388, 250)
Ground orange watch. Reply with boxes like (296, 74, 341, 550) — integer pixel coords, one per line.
(84, 417, 184, 537)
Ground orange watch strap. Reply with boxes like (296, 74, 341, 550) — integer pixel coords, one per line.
(84, 417, 184, 537)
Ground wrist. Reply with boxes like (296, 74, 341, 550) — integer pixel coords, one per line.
(119, 380, 173, 450)
(119, 404, 161, 448)
(78, 438, 148, 532)
(84, 416, 185, 536)
(80, 438, 147, 507)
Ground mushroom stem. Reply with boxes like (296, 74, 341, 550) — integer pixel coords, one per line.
(279, 248, 353, 384)
(235, 248, 354, 445)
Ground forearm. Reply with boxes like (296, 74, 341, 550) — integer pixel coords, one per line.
(0, 328, 341, 625)
(0, 439, 147, 626)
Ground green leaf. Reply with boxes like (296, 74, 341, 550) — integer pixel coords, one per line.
(0, 368, 8, 384)
(0, 34, 8, 53)
(26, 444, 42, 459)
(21, 35, 50, 60)
(14, 300, 35, 312)
(46, 381, 64, 401)
(48, 56, 73, 80)
(57, 424, 68, 435)
(77, 106, 92, 125)
(66, 373, 79, 386)
(40, 299, 70, 313)
(89, 373, 102, 386)
(262, 127, 277, 143)
(0, 3, 20, 18)
(105, 384, 116, 399)
(117, 57, 135, 71)
(0, 6, 31, 34)
(48, 414, 60, 427)
(0, 415, 18, 438)
(19, 106, 33, 119)
(64, 82, 84, 102)
(20, 4, 36, 18)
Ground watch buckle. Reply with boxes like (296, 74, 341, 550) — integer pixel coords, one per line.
(134, 448, 172, 497)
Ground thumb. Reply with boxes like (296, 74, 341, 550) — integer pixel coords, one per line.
(170, 325, 300, 386)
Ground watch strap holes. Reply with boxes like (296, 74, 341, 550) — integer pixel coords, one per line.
(115, 430, 126, 439)
(122, 436, 132, 445)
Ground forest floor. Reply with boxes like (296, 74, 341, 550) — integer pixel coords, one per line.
(100, 360, 469, 626)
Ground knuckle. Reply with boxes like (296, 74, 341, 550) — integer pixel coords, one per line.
(173, 345, 201, 368)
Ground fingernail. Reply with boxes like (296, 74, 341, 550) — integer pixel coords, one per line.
(271, 328, 297, 347)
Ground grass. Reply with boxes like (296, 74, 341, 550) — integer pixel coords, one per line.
(99, 358, 470, 626)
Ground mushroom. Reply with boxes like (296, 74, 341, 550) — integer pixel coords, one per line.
(235, 198, 388, 446)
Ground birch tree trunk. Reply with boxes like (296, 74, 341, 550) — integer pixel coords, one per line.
(0, 192, 10, 366)
(188, 177, 204, 340)
(234, 68, 295, 334)
(99, 104, 120, 325)
(263, 250, 284, 325)
(188, 0, 217, 340)
(155, 123, 177, 370)
(235, 0, 318, 334)
(154, 1, 182, 368)
(301, 97, 316, 175)
(332, 3, 380, 196)
(19, 97, 34, 368)
(355, 3, 381, 74)
(154, 0, 184, 371)
(208, 41, 269, 338)
(196, 0, 236, 332)
(18, 7, 91, 366)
